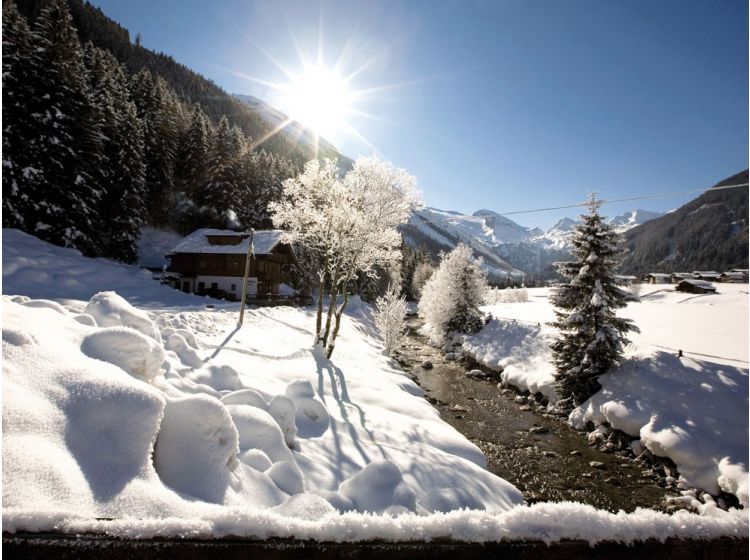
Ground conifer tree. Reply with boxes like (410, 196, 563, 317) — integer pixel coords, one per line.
(176, 106, 212, 198)
(549, 194, 639, 408)
(25, 0, 102, 254)
(85, 43, 147, 262)
(2, 0, 38, 229)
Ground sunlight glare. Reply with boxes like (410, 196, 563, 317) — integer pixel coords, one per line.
(281, 64, 355, 140)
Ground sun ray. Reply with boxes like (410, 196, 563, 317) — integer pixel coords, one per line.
(248, 117, 295, 151)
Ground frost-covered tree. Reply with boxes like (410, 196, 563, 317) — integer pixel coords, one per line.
(374, 285, 408, 356)
(418, 244, 487, 344)
(549, 194, 638, 408)
(411, 261, 435, 298)
(271, 156, 420, 357)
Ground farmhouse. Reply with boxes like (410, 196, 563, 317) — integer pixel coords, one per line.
(675, 279, 717, 294)
(692, 271, 721, 281)
(644, 273, 671, 284)
(720, 271, 747, 283)
(165, 229, 296, 301)
(670, 272, 696, 283)
(614, 275, 637, 285)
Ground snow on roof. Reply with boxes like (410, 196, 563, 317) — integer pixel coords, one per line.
(678, 279, 716, 289)
(168, 229, 286, 256)
(692, 271, 720, 276)
(646, 273, 671, 278)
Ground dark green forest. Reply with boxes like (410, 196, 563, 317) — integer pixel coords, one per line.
(620, 170, 749, 275)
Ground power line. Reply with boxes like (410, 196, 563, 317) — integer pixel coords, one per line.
(498, 182, 748, 216)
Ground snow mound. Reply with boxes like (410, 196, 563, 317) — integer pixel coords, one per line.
(81, 327, 165, 382)
(188, 364, 243, 391)
(267, 461, 305, 495)
(165, 333, 203, 368)
(268, 395, 298, 448)
(339, 461, 417, 514)
(286, 380, 330, 438)
(225, 404, 293, 463)
(272, 493, 335, 520)
(463, 318, 558, 400)
(22, 299, 70, 316)
(571, 352, 748, 505)
(419, 487, 486, 513)
(153, 395, 239, 503)
(73, 313, 97, 327)
(3, 327, 36, 346)
(161, 327, 199, 349)
(85, 292, 160, 341)
(240, 449, 273, 471)
(221, 388, 269, 409)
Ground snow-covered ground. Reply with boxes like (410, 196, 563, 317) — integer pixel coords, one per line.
(2, 231, 747, 541)
(466, 285, 749, 506)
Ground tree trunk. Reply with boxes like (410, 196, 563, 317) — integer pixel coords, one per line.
(315, 272, 326, 344)
(321, 264, 340, 346)
(326, 281, 350, 359)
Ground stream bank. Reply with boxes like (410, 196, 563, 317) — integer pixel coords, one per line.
(399, 317, 679, 512)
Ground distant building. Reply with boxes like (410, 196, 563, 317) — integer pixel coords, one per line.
(720, 271, 747, 283)
(165, 229, 296, 301)
(675, 279, 717, 294)
(692, 271, 721, 281)
(645, 273, 671, 284)
(670, 272, 696, 283)
(614, 275, 637, 285)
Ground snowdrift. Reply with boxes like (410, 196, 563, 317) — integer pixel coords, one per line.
(2, 231, 747, 541)
(472, 286, 749, 506)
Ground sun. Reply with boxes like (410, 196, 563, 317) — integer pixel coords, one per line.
(280, 64, 355, 141)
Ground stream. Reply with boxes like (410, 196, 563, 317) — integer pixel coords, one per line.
(401, 317, 679, 513)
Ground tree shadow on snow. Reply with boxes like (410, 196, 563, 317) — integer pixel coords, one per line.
(311, 347, 387, 467)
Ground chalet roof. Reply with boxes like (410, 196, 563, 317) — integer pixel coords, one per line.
(671, 272, 696, 278)
(692, 271, 720, 276)
(614, 275, 637, 280)
(721, 271, 746, 278)
(168, 229, 286, 256)
(677, 279, 716, 290)
(646, 273, 671, 278)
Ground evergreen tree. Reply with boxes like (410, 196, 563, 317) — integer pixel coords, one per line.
(2, 0, 38, 229)
(130, 69, 179, 225)
(176, 105, 212, 198)
(24, 0, 102, 253)
(85, 43, 147, 262)
(549, 194, 639, 408)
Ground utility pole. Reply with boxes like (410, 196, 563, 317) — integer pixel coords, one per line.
(238, 229, 255, 325)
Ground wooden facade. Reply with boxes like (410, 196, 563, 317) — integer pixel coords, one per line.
(165, 230, 296, 301)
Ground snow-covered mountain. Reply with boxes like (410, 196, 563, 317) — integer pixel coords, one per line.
(402, 206, 663, 281)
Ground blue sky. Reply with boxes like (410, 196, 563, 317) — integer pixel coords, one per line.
(93, 0, 748, 229)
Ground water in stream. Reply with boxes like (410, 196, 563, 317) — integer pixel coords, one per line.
(402, 318, 679, 513)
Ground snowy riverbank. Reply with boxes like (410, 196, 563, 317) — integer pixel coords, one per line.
(463, 286, 749, 507)
(2, 230, 747, 541)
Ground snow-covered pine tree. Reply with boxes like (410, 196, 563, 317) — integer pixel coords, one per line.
(176, 106, 212, 199)
(418, 243, 487, 345)
(84, 44, 147, 263)
(549, 194, 638, 408)
(2, 0, 38, 229)
(130, 69, 180, 226)
(24, 0, 103, 254)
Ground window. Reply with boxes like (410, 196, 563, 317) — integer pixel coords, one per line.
(199, 260, 207, 270)
(198, 282, 205, 291)
(211, 282, 218, 290)
(230, 284, 237, 291)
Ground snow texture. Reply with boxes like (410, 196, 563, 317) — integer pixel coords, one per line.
(2, 231, 746, 541)
(169, 228, 284, 255)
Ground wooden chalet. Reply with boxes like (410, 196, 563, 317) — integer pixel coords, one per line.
(675, 279, 717, 294)
(692, 271, 721, 281)
(165, 229, 296, 301)
(720, 271, 748, 283)
(670, 272, 696, 283)
(614, 275, 637, 286)
(644, 273, 671, 284)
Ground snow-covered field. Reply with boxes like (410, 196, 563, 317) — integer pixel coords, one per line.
(467, 285, 749, 507)
(2, 230, 747, 541)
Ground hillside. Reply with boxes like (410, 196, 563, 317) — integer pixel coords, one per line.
(13, 0, 342, 165)
(620, 170, 749, 275)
